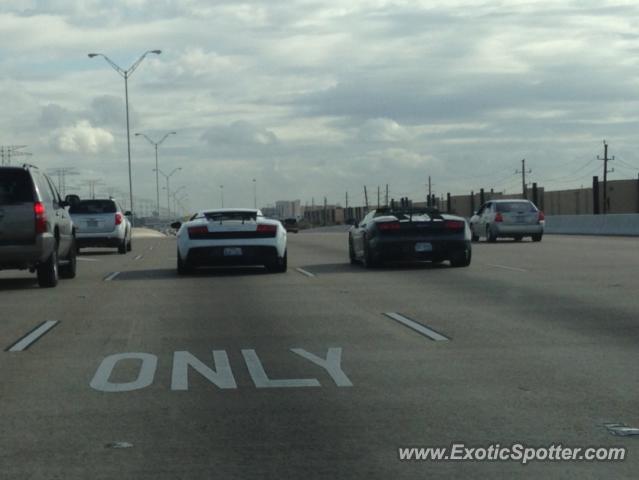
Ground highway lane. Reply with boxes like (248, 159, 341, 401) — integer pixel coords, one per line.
(1, 232, 638, 479)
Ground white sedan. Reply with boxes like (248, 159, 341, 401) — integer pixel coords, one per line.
(171, 208, 287, 274)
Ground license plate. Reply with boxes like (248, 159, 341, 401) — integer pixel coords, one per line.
(515, 216, 526, 223)
(415, 242, 432, 252)
(223, 247, 242, 256)
(87, 220, 98, 227)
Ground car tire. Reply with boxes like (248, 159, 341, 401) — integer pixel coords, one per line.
(267, 250, 288, 273)
(450, 246, 472, 268)
(59, 238, 77, 279)
(471, 233, 479, 242)
(126, 238, 132, 252)
(348, 236, 358, 264)
(514, 235, 523, 242)
(37, 248, 59, 288)
(177, 251, 192, 275)
(361, 239, 377, 269)
(118, 239, 127, 254)
(532, 234, 543, 242)
(486, 226, 497, 243)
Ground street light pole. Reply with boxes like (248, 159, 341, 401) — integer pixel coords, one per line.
(155, 167, 181, 217)
(253, 178, 257, 209)
(135, 131, 176, 217)
(88, 49, 162, 226)
(220, 185, 224, 208)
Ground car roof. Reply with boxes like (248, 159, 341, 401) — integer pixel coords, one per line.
(199, 208, 262, 214)
(490, 199, 532, 203)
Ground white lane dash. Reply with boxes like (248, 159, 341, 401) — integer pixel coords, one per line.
(6, 320, 59, 352)
(134, 254, 143, 261)
(295, 268, 316, 278)
(486, 263, 528, 272)
(103, 271, 120, 281)
(77, 257, 99, 262)
(384, 312, 449, 342)
(148, 246, 154, 251)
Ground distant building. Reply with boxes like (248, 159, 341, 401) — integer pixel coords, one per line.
(275, 200, 301, 219)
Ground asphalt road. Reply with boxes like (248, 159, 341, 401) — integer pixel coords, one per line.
(1, 231, 638, 479)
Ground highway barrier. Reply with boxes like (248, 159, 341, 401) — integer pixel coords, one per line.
(544, 214, 639, 236)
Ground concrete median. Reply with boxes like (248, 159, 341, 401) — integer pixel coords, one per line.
(545, 214, 639, 236)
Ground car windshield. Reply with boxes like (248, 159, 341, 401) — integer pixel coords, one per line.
(69, 200, 117, 214)
(496, 202, 537, 213)
(204, 211, 257, 222)
(0, 170, 33, 204)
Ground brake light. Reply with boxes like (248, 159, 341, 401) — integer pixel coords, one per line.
(494, 212, 503, 222)
(115, 213, 123, 225)
(538, 211, 545, 222)
(257, 224, 278, 234)
(378, 221, 401, 231)
(34, 202, 47, 234)
(187, 225, 209, 237)
(444, 220, 465, 231)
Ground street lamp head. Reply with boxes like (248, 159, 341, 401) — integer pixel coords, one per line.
(88, 53, 99, 58)
(151, 50, 162, 55)
(135, 133, 142, 136)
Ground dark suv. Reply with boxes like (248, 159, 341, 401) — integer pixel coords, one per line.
(0, 164, 77, 287)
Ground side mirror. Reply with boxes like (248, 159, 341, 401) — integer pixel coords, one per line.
(170, 221, 182, 229)
(124, 211, 132, 216)
(65, 194, 80, 206)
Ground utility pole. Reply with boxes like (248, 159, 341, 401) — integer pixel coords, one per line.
(48, 167, 79, 197)
(377, 186, 380, 208)
(345, 191, 348, 212)
(364, 186, 369, 211)
(426, 176, 432, 206)
(323, 196, 328, 226)
(1, 145, 31, 166)
(597, 140, 614, 214)
(515, 158, 532, 199)
(385, 184, 389, 207)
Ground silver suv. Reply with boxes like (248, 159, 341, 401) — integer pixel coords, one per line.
(0, 164, 77, 287)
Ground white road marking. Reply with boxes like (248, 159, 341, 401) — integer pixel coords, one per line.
(6, 320, 59, 352)
(295, 268, 316, 278)
(486, 263, 528, 272)
(384, 312, 449, 342)
(148, 246, 154, 251)
(77, 257, 99, 262)
(242, 349, 321, 388)
(103, 271, 120, 281)
(291, 348, 353, 387)
(134, 254, 143, 261)
(90, 353, 158, 392)
(171, 351, 237, 390)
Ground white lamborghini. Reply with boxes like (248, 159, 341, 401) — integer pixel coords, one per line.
(171, 208, 287, 274)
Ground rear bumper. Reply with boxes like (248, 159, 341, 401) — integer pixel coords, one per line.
(493, 224, 543, 236)
(0, 233, 56, 270)
(370, 236, 470, 262)
(76, 231, 124, 248)
(186, 245, 278, 267)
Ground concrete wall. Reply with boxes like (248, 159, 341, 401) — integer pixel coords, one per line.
(545, 214, 639, 236)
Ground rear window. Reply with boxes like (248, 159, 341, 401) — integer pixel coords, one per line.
(204, 211, 257, 222)
(70, 200, 117, 214)
(496, 202, 537, 213)
(0, 169, 34, 204)
(284, 218, 298, 225)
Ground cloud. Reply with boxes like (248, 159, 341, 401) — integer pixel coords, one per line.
(52, 120, 114, 154)
(201, 121, 279, 148)
(39, 103, 73, 128)
(357, 118, 411, 143)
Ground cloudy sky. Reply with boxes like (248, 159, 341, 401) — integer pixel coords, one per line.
(2, 0, 639, 212)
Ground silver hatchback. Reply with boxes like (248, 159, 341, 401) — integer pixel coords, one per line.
(469, 199, 544, 242)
